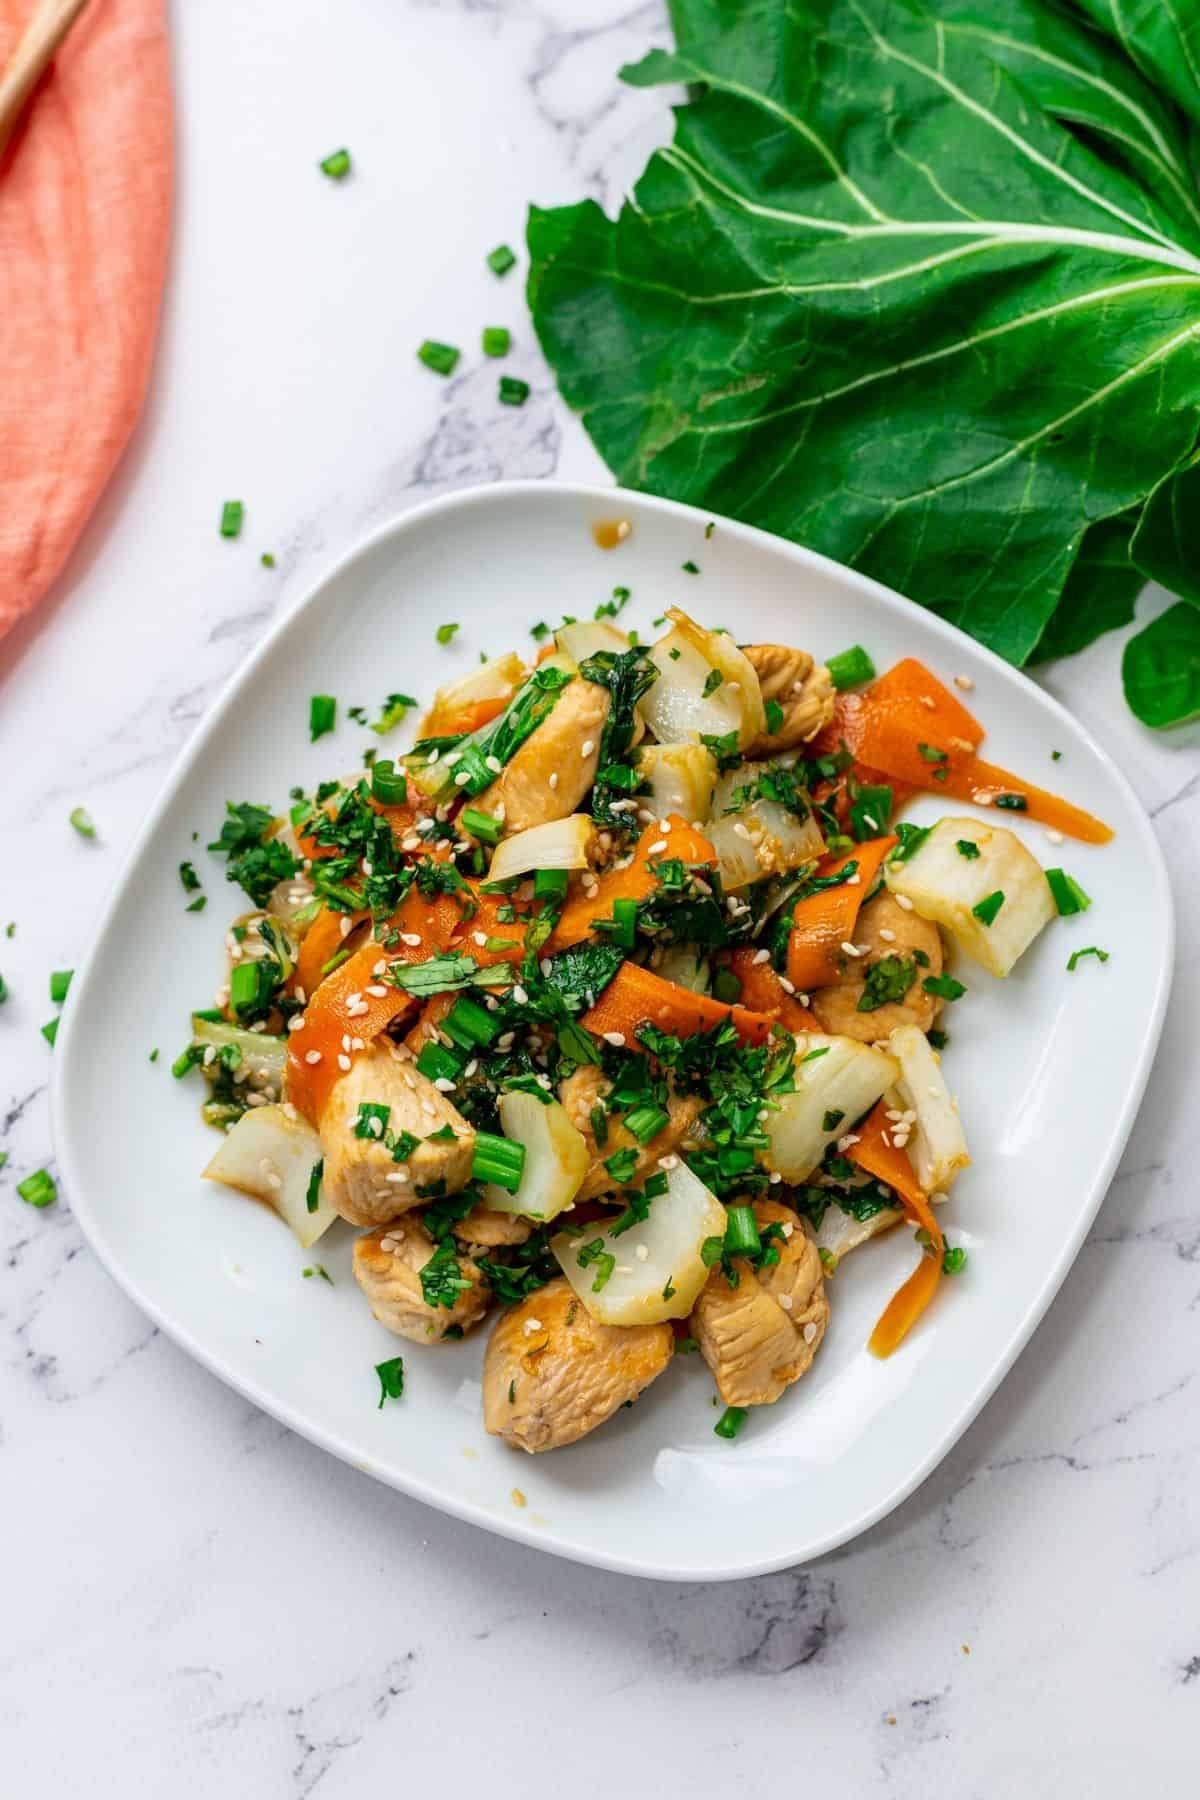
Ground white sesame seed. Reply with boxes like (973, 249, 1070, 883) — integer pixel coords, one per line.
(485, 754, 503, 774)
(635, 1244, 650, 1262)
(840, 940, 863, 957)
(433, 1077, 456, 1093)
(386, 1171, 409, 1184)
(919, 694, 936, 711)
(428, 748, 441, 765)
(657, 1154, 680, 1170)
(732, 822, 752, 841)
(287, 1015, 305, 1033)
(768, 1170, 782, 1184)
(837, 1133, 861, 1151)
(636, 808, 655, 825)
(304, 1050, 323, 1066)
(752, 947, 771, 964)
(463, 1059, 478, 1079)
(400, 932, 422, 947)
(972, 792, 993, 807)
(778, 975, 797, 994)
(648, 838, 668, 854)
(540, 958, 553, 978)
(401, 835, 421, 852)
(894, 893, 914, 911)
(337, 1053, 352, 1071)
(294, 986, 306, 1004)
(361, 860, 373, 878)
(523, 1317, 543, 1336)
(512, 984, 529, 1005)
(803, 1321, 818, 1343)
(1046, 828, 1064, 845)
(845, 873, 861, 886)
(602, 1030, 626, 1047)
(340, 915, 353, 938)
(877, 927, 896, 943)
(373, 960, 388, 976)
(453, 769, 471, 786)
(581, 740, 595, 757)
(202, 1045, 217, 1066)
(778, 1293, 794, 1311)
(365, 984, 388, 998)
(953, 674, 974, 691)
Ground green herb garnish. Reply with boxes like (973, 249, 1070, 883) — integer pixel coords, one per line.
(319, 148, 351, 179)
(486, 243, 516, 276)
(309, 694, 336, 741)
(1067, 945, 1110, 971)
(375, 1356, 405, 1406)
(418, 340, 460, 376)
(482, 326, 511, 357)
(17, 1168, 57, 1208)
(498, 376, 530, 407)
(219, 500, 243, 539)
(971, 890, 1005, 927)
(1046, 869, 1092, 916)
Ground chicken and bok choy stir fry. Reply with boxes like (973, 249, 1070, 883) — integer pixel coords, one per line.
(180, 607, 1111, 1451)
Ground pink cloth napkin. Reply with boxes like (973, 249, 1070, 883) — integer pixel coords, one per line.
(0, 0, 172, 640)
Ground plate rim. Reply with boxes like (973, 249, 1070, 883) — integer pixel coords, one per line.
(52, 478, 1175, 1581)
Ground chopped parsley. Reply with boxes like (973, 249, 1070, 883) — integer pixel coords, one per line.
(955, 839, 981, 859)
(208, 801, 299, 908)
(682, 559, 700, 574)
(319, 148, 352, 179)
(923, 972, 967, 1002)
(971, 890, 1005, 927)
(420, 1240, 473, 1310)
(179, 860, 201, 892)
(577, 1238, 617, 1292)
(309, 694, 336, 741)
(764, 698, 784, 736)
(375, 1356, 405, 1406)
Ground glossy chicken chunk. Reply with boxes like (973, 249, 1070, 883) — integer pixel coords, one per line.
(319, 1041, 475, 1228)
(690, 1200, 829, 1407)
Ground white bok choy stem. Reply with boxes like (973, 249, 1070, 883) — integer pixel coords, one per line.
(203, 1103, 335, 1248)
(551, 1161, 727, 1326)
(487, 814, 596, 884)
(765, 1034, 899, 1182)
(642, 606, 766, 749)
(887, 1026, 970, 1195)
(484, 1090, 589, 1222)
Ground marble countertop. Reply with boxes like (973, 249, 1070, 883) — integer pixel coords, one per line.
(2, 2, 1198, 1792)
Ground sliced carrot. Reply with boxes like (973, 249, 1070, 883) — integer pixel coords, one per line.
(285, 888, 464, 1125)
(867, 1247, 943, 1359)
(404, 993, 457, 1056)
(551, 817, 716, 951)
(423, 695, 509, 737)
(450, 890, 527, 968)
(724, 947, 819, 1032)
(785, 836, 897, 993)
(845, 1100, 925, 1212)
(580, 961, 774, 1047)
(291, 906, 368, 1001)
(815, 659, 1111, 844)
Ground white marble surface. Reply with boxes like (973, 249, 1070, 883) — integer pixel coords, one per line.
(2, 2, 1199, 1792)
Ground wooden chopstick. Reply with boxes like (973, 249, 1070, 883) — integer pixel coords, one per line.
(0, 0, 92, 163)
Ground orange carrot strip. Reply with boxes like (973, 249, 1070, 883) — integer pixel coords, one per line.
(423, 695, 509, 738)
(451, 890, 527, 967)
(291, 906, 367, 1001)
(580, 961, 774, 1047)
(725, 947, 820, 1032)
(815, 659, 1110, 844)
(785, 836, 897, 993)
(404, 993, 456, 1056)
(868, 1247, 943, 1359)
(285, 888, 463, 1125)
(845, 1100, 926, 1212)
(551, 817, 716, 952)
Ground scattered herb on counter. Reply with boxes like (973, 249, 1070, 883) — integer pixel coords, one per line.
(17, 1168, 57, 1209)
(68, 806, 96, 839)
(498, 375, 530, 406)
(483, 326, 511, 356)
(436, 622, 460, 645)
(486, 243, 516, 276)
(418, 340, 460, 376)
(219, 500, 243, 539)
(260, 552, 276, 568)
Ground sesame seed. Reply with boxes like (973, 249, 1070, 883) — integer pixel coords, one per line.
(657, 1153, 679, 1170)
(433, 1077, 456, 1093)
(778, 1293, 794, 1311)
(1046, 828, 1064, 845)
(648, 838, 668, 854)
(400, 932, 422, 947)
(840, 941, 863, 957)
(485, 754, 502, 774)
(752, 948, 770, 964)
(365, 984, 388, 998)
(463, 1059, 478, 1079)
(603, 1030, 626, 1047)
(972, 792, 993, 807)
(305, 1050, 323, 1066)
(732, 822, 752, 841)
(637, 808, 655, 824)
(386, 1171, 409, 1184)
(581, 740, 595, 757)
(778, 975, 796, 994)
(635, 1244, 650, 1262)
(339, 915, 353, 938)
(401, 835, 421, 851)
(954, 673, 975, 691)
(337, 1053, 352, 1071)
(427, 748, 441, 765)
(287, 1015, 305, 1033)
(768, 1170, 782, 1184)
(803, 1322, 818, 1343)
(837, 1133, 861, 1151)
(454, 770, 471, 786)
(845, 872, 861, 886)
(894, 894, 914, 911)
(294, 986, 307, 1005)
(373, 960, 388, 976)
(877, 927, 896, 943)
(919, 694, 936, 710)
(523, 1318, 543, 1336)
(245, 1091, 269, 1107)
(202, 1045, 217, 1067)
(512, 984, 529, 1005)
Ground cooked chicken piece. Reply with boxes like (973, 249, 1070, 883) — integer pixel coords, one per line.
(485, 677, 611, 834)
(483, 1277, 673, 1453)
(559, 1065, 705, 1201)
(452, 1202, 532, 1248)
(320, 1040, 475, 1228)
(691, 1199, 829, 1407)
(810, 891, 943, 1042)
(353, 1219, 491, 1342)
(743, 644, 835, 754)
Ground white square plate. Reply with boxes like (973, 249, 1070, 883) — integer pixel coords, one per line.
(54, 482, 1172, 1581)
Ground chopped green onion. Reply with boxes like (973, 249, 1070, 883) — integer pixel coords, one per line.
(943, 1244, 968, 1275)
(682, 559, 700, 575)
(354, 1102, 391, 1141)
(891, 821, 930, 862)
(800, 1044, 830, 1063)
(498, 376, 530, 407)
(955, 839, 981, 860)
(486, 243, 516, 276)
(417, 339, 460, 376)
(68, 806, 95, 839)
(435, 621, 459, 645)
(533, 868, 570, 904)
(826, 645, 876, 690)
(623, 1103, 669, 1145)
(471, 1131, 526, 1193)
(230, 958, 275, 1015)
(701, 668, 723, 698)
(822, 1108, 845, 1132)
(971, 890, 1005, 927)
(928, 1027, 949, 1050)
(724, 1205, 761, 1258)
(923, 972, 967, 1001)
(1067, 945, 1109, 972)
(416, 1040, 465, 1085)
(375, 1356, 405, 1406)
(41, 1019, 58, 1047)
(443, 996, 501, 1050)
(305, 1158, 323, 1214)
(260, 552, 276, 568)
(186, 895, 207, 913)
(577, 1238, 616, 1291)
(49, 969, 73, 1004)
(993, 793, 1028, 811)
(370, 760, 408, 806)
(461, 807, 503, 847)
(17, 1168, 57, 1209)
(608, 895, 638, 949)
(319, 147, 351, 179)
(1045, 868, 1092, 916)
(179, 860, 201, 892)
(219, 500, 244, 539)
(714, 1405, 749, 1440)
(371, 693, 418, 735)
(764, 699, 784, 736)
(917, 742, 948, 764)
(482, 326, 511, 357)
(309, 694, 336, 741)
